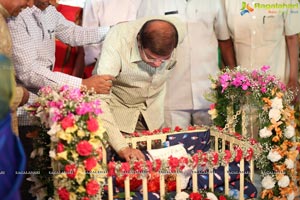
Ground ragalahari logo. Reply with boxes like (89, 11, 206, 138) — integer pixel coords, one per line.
(240, 2, 254, 15)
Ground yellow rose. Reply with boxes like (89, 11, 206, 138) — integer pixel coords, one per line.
(69, 192, 77, 200)
(56, 151, 68, 160)
(76, 186, 86, 193)
(91, 164, 106, 181)
(57, 130, 73, 144)
(77, 130, 85, 138)
(89, 138, 102, 149)
(75, 165, 86, 185)
(70, 150, 79, 161)
(66, 125, 78, 133)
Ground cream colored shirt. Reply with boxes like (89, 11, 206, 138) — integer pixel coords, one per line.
(94, 17, 186, 152)
(82, 0, 141, 65)
(224, 0, 300, 82)
(138, 0, 230, 110)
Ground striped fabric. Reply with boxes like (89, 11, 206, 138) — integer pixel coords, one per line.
(94, 17, 186, 152)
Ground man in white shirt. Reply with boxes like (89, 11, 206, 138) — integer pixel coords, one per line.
(82, 0, 141, 67)
(223, 0, 300, 102)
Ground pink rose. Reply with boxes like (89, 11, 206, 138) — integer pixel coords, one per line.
(65, 164, 77, 179)
(84, 157, 97, 171)
(87, 117, 99, 132)
(56, 142, 64, 153)
(76, 141, 93, 156)
(86, 180, 100, 196)
(61, 116, 74, 130)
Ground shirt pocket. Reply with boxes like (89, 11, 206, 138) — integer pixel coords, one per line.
(262, 14, 284, 41)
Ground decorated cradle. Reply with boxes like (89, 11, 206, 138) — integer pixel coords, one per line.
(105, 126, 260, 200)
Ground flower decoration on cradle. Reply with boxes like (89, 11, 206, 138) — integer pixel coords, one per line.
(206, 66, 299, 199)
(27, 85, 108, 200)
(108, 135, 260, 193)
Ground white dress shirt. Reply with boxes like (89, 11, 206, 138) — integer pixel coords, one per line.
(223, 0, 300, 82)
(138, 0, 230, 110)
(82, 0, 141, 65)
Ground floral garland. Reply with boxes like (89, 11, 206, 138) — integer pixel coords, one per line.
(27, 85, 107, 200)
(107, 129, 261, 182)
(207, 66, 299, 199)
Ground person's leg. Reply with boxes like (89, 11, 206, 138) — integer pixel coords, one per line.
(192, 109, 213, 127)
(164, 110, 192, 129)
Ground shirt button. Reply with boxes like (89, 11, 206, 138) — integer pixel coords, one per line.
(252, 15, 256, 19)
(252, 31, 256, 35)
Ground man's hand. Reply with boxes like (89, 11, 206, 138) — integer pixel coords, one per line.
(20, 86, 30, 106)
(118, 147, 145, 162)
(82, 75, 114, 94)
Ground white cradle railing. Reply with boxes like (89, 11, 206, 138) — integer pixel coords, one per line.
(106, 127, 257, 200)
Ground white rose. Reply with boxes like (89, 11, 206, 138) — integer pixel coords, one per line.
(287, 192, 295, 200)
(267, 150, 282, 162)
(284, 159, 294, 169)
(268, 108, 281, 122)
(284, 125, 295, 139)
(211, 83, 217, 89)
(271, 97, 283, 109)
(259, 127, 273, 138)
(175, 192, 189, 200)
(278, 175, 290, 188)
(206, 192, 218, 200)
(208, 109, 218, 120)
(261, 175, 275, 189)
(49, 150, 56, 159)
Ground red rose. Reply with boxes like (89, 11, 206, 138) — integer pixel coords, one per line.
(219, 195, 227, 200)
(166, 180, 176, 192)
(81, 197, 90, 200)
(245, 148, 254, 161)
(174, 126, 182, 132)
(108, 161, 116, 176)
(162, 127, 171, 133)
(76, 141, 93, 156)
(86, 180, 100, 196)
(189, 192, 202, 200)
(147, 172, 160, 192)
(146, 160, 153, 173)
(84, 157, 97, 171)
(61, 116, 74, 130)
(87, 117, 99, 132)
(224, 150, 231, 164)
(168, 156, 179, 172)
(65, 164, 77, 179)
(188, 126, 196, 130)
(57, 187, 70, 200)
(234, 147, 243, 162)
(154, 159, 162, 172)
(120, 162, 130, 177)
(192, 154, 199, 167)
(212, 152, 219, 165)
(57, 142, 64, 153)
(133, 160, 143, 172)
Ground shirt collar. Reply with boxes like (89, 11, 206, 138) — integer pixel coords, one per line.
(130, 38, 143, 63)
(0, 3, 11, 18)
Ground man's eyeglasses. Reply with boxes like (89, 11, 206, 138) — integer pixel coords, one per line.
(141, 46, 173, 64)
